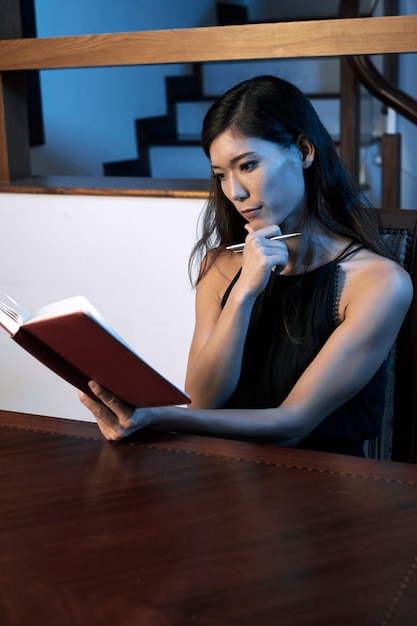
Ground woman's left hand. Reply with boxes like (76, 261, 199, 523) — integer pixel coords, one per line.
(78, 381, 144, 441)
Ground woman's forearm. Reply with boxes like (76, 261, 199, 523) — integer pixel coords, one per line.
(80, 381, 302, 446)
(185, 290, 256, 408)
(143, 403, 304, 447)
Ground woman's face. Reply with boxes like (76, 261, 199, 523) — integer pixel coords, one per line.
(209, 129, 311, 232)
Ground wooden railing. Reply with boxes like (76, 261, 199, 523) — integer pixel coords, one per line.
(1, 15, 417, 196)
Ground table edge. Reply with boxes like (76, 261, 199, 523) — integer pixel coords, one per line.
(1, 409, 416, 485)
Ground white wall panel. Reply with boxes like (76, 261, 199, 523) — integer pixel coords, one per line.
(0, 193, 204, 421)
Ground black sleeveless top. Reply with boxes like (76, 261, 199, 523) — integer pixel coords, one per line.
(221, 244, 386, 456)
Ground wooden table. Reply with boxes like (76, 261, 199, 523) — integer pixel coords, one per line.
(1, 409, 416, 626)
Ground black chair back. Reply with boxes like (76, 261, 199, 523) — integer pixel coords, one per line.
(365, 209, 417, 463)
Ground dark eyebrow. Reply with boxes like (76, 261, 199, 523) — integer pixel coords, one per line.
(211, 151, 257, 170)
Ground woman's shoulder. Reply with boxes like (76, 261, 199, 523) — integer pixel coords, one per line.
(201, 248, 242, 281)
(196, 248, 242, 299)
(341, 247, 413, 307)
(342, 246, 410, 277)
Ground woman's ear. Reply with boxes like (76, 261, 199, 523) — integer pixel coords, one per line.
(296, 135, 315, 169)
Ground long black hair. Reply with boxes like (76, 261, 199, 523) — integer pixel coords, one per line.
(189, 75, 395, 284)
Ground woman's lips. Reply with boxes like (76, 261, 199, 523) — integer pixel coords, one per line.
(241, 206, 262, 219)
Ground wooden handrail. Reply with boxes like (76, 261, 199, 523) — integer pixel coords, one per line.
(348, 54, 417, 126)
(0, 16, 416, 70)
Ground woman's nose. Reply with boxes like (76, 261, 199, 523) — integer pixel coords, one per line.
(229, 177, 248, 202)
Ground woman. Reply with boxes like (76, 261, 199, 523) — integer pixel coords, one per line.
(79, 75, 413, 456)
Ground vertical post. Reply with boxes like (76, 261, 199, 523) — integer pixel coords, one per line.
(383, 0, 399, 88)
(381, 133, 401, 208)
(0, 0, 31, 182)
(339, 0, 360, 184)
(340, 57, 360, 183)
(0, 73, 10, 181)
(381, 0, 400, 209)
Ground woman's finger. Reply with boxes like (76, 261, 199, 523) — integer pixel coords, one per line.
(90, 381, 135, 427)
(78, 382, 133, 439)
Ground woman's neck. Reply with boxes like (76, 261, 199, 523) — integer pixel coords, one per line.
(282, 229, 352, 275)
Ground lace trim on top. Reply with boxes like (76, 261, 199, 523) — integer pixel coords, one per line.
(333, 242, 365, 327)
(333, 264, 343, 327)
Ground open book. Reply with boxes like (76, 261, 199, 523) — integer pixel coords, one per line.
(0, 294, 190, 408)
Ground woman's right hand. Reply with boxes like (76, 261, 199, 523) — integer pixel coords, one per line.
(237, 224, 289, 297)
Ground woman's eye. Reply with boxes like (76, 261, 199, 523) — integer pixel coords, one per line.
(240, 161, 257, 172)
(211, 171, 225, 180)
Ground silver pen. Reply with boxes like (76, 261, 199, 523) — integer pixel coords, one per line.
(226, 232, 301, 252)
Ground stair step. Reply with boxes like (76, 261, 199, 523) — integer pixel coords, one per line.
(174, 96, 374, 145)
(149, 92, 375, 179)
(201, 58, 341, 98)
(176, 100, 214, 137)
(149, 145, 209, 179)
(173, 97, 344, 140)
(247, 0, 376, 22)
(103, 158, 149, 177)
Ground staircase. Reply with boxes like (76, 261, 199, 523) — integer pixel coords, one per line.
(103, 3, 245, 179)
(102, 1, 395, 206)
(103, 59, 376, 182)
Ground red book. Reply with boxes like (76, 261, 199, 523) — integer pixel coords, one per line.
(0, 295, 190, 408)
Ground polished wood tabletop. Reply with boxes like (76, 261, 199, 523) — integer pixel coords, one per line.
(1, 409, 416, 626)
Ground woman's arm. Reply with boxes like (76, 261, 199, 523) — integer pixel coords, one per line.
(80, 254, 413, 445)
(185, 225, 288, 407)
(184, 258, 255, 408)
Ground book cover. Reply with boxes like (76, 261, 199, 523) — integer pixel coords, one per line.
(0, 295, 190, 408)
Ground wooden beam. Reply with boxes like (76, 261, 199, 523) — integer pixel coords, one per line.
(0, 16, 416, 71)
(0, 175, 210, 198)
